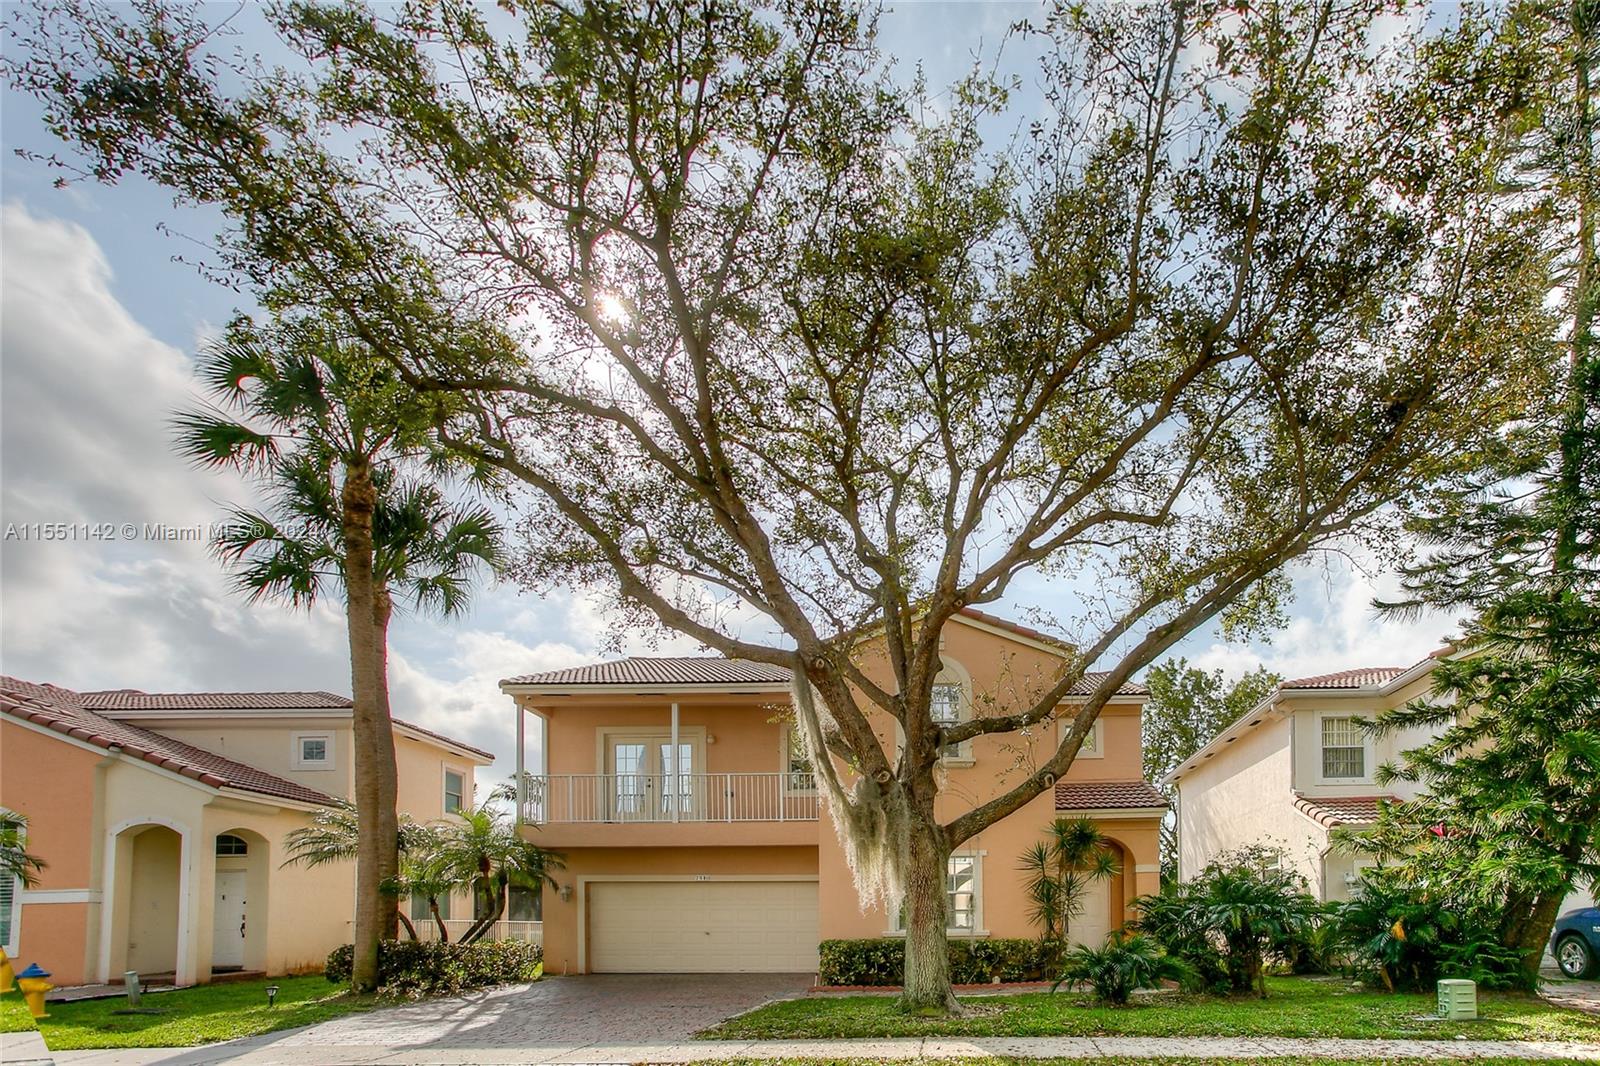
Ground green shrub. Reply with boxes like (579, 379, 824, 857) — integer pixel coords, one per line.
(1328, 870, 1533, 992)
(325, 939, 543, 997)
(817, 938, 1048, 986)
(1133, 845, 1320, 997)
(1053, 931, 1191, 1005)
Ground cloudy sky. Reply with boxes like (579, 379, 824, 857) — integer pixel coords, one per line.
(0, 2, 1464, 797)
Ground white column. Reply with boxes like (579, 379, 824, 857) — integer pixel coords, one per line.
(515, 699, 526, 826)
(670, 702, 680, 823)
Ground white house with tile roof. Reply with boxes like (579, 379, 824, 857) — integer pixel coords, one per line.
(0, 677, 493, 987)
(1164, 656, 1596, 917)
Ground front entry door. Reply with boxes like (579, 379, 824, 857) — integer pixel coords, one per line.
(607, 737, 696, 821)
(212, 870, 247, 968)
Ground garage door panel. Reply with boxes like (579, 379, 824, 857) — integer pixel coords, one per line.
(589, 880, 818, 973)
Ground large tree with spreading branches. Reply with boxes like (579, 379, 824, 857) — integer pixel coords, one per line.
(7, 0, 1562, 1010)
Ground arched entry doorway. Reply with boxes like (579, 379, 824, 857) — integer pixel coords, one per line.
(211, 829, 269, 975)
(110, 824, 183, 980)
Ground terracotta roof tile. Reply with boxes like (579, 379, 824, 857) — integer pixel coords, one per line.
(1282, 667, 1408, 689)
(392, 717, 494, 762)
(1293, 794, 1398, 827)
(82, 690, 352, 710)
(0, 677, 336, 806)
(504, 657, 793, 687)
(1054, 780, 1168, 811)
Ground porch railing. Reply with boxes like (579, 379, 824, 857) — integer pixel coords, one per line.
(413, 919, 542, 945)
(522, 772, 819, 824)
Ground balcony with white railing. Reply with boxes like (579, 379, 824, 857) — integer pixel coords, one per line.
(521, 772, 820, 827)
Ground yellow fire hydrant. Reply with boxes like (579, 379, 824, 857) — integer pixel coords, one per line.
(0, 947, 14, 993)
(16, 963, 53, 1019)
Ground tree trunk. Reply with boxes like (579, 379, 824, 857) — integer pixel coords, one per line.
(900, 815, 958, 1014)
(397, 911, 419, 942)
(461, 874, 509, 945)
(343, 458, 401, 993)
(429, 898, 449, 943)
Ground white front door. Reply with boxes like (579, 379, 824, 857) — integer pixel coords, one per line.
(212, 870, 247, 968)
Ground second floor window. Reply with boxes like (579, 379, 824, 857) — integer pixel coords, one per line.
(444, 769, 465, 813)
(1320, 716, 1366, 779)
(930, 683, 962, 726)
(785, 726, 816, 792)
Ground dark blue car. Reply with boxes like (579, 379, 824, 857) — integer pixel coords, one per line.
(1551, 906, 1600, 979)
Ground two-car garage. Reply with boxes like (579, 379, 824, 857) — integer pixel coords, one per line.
(586, 879, 820, 973)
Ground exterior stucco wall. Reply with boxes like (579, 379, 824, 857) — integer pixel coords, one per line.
(1175, 715, 1326, 887)
(129, 718, 356, 800)
(396, 732, 479, 821)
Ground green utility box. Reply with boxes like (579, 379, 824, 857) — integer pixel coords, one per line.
(1438, 978, 1478, 1020)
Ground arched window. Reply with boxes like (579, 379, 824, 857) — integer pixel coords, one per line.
(215, 834, 249, 857)
(931, 657, 974, 763)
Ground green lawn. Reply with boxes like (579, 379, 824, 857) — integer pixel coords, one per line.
(0, 987, 38, 1034)
(25, 975, 375, 1051)
(699, 976, 1600, 1042)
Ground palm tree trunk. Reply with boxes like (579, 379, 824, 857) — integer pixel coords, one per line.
(460, 874, 508, 945)
(397, 911, 419, 942)
(429, 897, 450, 943)
(344, 457, 402, 993)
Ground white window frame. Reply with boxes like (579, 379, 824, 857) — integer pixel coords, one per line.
(931, 658, 975, 766)
(1315, 712, 1372, 783)
(0, 829, 20, 954)
(292, 732, 334, 771)
(782, 724, 817, 796)
(1058, 715, 1105, 759)
(442, 765, 468, 815)
(887, 851, 987, 937)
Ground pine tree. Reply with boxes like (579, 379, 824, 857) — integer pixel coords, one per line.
(1363, 0, 1600, 979)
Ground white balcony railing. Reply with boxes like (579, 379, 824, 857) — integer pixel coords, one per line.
(413, 919, 542, 945)
(522, 772, 819, 824)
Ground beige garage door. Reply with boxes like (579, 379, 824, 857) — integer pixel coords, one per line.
(1067, 876, 1114, 948)
(588, 880, 819, 973)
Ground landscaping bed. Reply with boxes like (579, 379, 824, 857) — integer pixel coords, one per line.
(699, 975, 1600, 1042)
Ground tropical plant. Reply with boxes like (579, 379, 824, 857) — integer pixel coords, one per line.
(1348, 0, 1600, 982)
(1141, 661, 1280, 877)
(1329, 869, 1532, 992)
(1135, 846, 1319, 997)
(0, 808, 44, 889)
(11, 0, 1561, 1012)
(281, 802, 435, 942)
(1019, 818, 1121, 968)
(174, 315, 503, 990)
(416, 802, 561, 945)
(1053, 931, 1190, 1006)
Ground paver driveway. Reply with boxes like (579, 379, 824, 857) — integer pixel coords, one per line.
(51, 973, 815, 1064)
(284, 972, 813, 1047)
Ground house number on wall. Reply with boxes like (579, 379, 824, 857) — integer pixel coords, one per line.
(695, 874, 711, 881)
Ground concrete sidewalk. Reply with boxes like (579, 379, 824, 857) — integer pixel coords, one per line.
(42, 1035, 1600, 1065)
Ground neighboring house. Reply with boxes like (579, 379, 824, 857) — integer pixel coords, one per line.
(1164, 658, 1597, 916)
(502, 608, 1164, 975)
(0, 677, 493, 987)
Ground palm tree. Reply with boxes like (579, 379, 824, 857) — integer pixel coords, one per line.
(176, 315, 503, 991)
(0, 808, 45, 889)
(281, 803, 434, 941)
(1020, 817, 1122, 967)
(422, 802, 561, 945)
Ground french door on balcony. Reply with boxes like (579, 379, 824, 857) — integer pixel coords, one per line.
(605, 735, 698, 821)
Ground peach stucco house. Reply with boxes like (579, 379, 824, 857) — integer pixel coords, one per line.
(1165, 658, 1596, 915)
(0, 677, 492, 987)
(503, 609, 1165, 975)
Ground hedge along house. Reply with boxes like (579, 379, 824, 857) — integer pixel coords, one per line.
(0, 677, 492, 987)
(503, 609, 1164, 975)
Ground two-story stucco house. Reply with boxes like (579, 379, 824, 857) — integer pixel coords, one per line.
(1165, 657, 1597, 915)
(502, 609, 1165, 975)
(0, 676, 493, 987)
